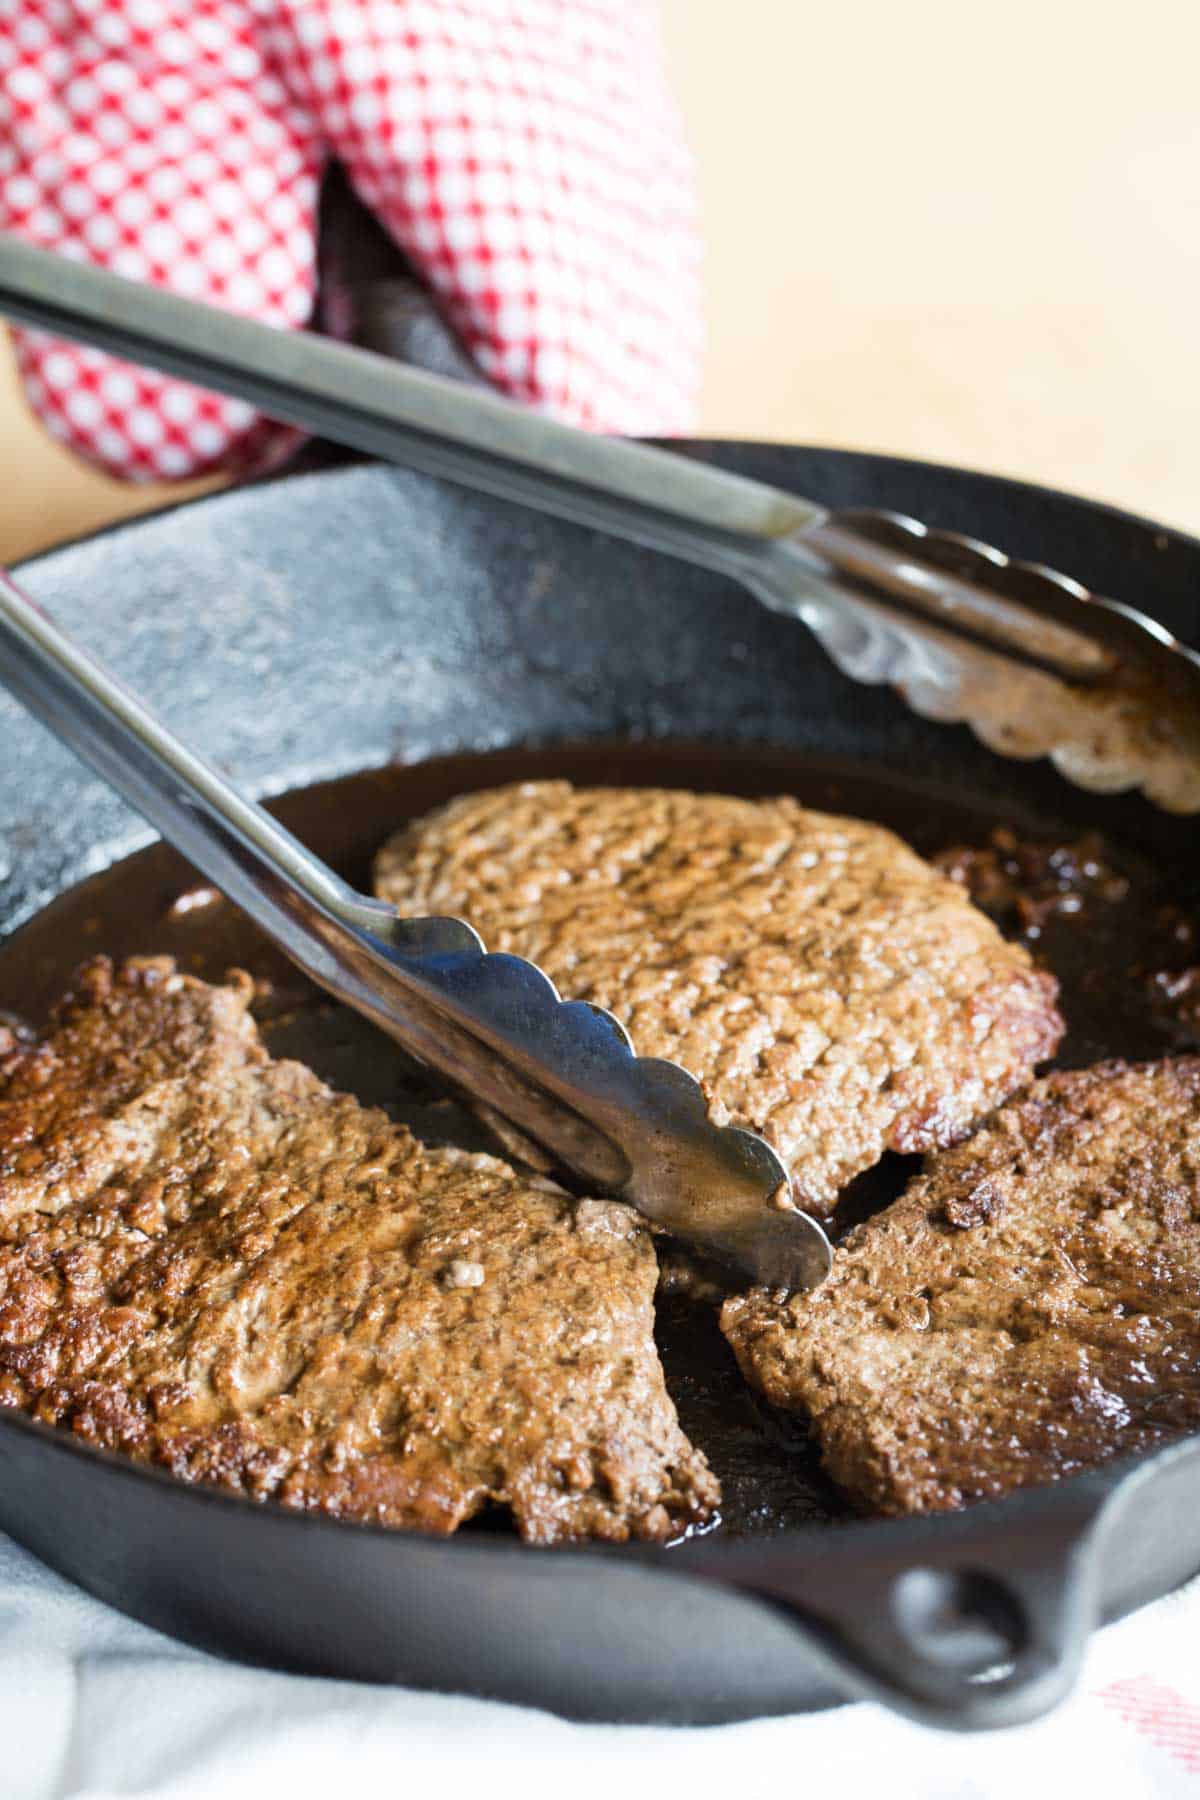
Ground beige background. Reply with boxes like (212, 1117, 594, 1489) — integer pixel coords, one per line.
(1, 0, 1197, 564)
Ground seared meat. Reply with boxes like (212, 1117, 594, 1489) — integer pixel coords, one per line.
(0, 958, 717, 1544)
(722, 1058, 1200, 1515)
(375, 782, 1062, 1214)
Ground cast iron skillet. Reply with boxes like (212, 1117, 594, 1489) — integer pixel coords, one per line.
(0, 446, 1198, 1732)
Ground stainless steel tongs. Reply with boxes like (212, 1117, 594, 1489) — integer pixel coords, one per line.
(1, 236, 1197, 813)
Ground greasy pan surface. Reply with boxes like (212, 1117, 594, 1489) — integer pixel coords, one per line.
(1, 447, 1199, 1725)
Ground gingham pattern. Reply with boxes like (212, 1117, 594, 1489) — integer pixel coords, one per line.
(0, 0, 701, 481)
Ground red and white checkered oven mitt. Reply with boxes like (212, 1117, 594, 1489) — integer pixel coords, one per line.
(0, 0, 702, 480)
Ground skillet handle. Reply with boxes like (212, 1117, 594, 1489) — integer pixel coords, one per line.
(678, 1481, 1111, 1731)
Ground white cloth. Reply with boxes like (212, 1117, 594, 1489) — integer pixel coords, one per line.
(6, 1535, 1200, 1800)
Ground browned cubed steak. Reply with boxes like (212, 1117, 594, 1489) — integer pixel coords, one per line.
(375, 783, 1062, 1214)
(722, 1059, 1200, 1514)
(0, 957, 718, 1544)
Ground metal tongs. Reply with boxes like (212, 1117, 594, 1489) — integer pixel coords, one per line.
(2, 238, 1198, 815)
(0, 241, 1198, 1296)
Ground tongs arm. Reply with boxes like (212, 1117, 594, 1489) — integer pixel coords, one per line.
(0, 236, 817, 583)
(0, 566, 832, 1291)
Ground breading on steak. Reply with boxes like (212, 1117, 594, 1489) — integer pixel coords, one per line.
(0, 957, 718, 1544)
(374, 782, 1063, 1214)
(722, 1059, 1200, 1515)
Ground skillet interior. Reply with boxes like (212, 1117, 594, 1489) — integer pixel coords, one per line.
(4, 739, 1198, 1541)
(1, 448, 1198, 1720)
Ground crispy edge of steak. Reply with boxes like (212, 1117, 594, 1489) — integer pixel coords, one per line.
(0, 957, 718, 1544)
(722, 1058, 1200, 1515)
(374, 782, 1063, 1215)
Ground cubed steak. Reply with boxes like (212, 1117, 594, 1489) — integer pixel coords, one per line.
(722, 1059, 1200, 1514)
(0, 957, 718, 1543)
(375, 782, 1063, 1214)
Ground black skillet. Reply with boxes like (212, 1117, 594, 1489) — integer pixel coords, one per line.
(1, 444, 1199, 1730)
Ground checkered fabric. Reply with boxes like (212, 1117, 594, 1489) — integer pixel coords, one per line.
(0, 0, 701, 480)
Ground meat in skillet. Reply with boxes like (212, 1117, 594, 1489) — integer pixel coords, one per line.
(0, 957, 718, 1544)
(374, 782, 1063, 1214)
(722, 1058, 1200, 1514)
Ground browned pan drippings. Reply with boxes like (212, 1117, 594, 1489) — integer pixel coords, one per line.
(2, 741, 1197, 1538)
